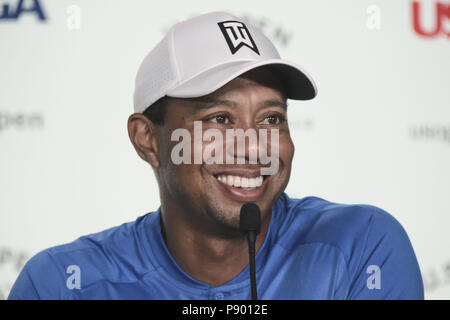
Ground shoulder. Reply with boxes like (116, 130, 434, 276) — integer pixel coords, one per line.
(278, 193, 401, 249)
(276, 193, 415, 275)
(275, 193, 424, 299)
(9, 214, 155, 299)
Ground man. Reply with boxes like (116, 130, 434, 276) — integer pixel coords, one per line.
(9, 12, 423, 299)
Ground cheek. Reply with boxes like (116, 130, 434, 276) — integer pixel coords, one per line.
(159, 126, 211, 186)
(278, 133, 295, 168)
(156, 129, 173, 165)
(162, 162, 205, 201)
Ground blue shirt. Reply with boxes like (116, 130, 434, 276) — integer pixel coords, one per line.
(8, 193, 424, 299)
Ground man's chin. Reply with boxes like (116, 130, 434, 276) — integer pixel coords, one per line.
(206, 194, 272, 231)
(202, 171, 284, 233)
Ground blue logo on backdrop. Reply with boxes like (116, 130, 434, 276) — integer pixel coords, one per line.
(0, 0, 46, 21)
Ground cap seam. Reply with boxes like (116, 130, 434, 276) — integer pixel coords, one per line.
(168, 26, 181, 91)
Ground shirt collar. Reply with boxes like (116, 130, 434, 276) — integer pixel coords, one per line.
(141, 195, 287, 294)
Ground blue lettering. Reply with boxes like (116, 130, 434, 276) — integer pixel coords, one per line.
(0, 0, 46, 21)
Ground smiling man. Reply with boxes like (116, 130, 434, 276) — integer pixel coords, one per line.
(9, 12, 424, 300)
(132, 68, 293, 288)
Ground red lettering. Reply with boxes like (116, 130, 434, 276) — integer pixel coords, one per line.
(412, 1, 450, 38)
(437, 2, 450, 37)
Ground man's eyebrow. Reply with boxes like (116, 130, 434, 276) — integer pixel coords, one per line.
(262, 99, 288, 109)
(192, 98, 287, 110)
(193, 99, 237, 110)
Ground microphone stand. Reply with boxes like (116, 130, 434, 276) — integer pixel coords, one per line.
(246, 229, 258, 300)
(240, 202, 261, 301)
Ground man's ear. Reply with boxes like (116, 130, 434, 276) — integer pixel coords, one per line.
(127, 113, 160, 168)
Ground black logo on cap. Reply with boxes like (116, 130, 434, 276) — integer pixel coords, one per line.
(218, 21, 260, 55)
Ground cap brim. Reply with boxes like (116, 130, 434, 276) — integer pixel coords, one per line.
(166, 59, 317, 101)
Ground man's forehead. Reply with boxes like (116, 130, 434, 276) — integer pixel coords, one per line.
(188, 98, 287, 111)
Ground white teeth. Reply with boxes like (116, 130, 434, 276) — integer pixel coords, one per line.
(216, 174, 264, 189)
(257, 176, 263, 187)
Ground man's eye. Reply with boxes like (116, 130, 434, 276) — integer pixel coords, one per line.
(208, 114, 231, 124)
(261, 114, 285, 125)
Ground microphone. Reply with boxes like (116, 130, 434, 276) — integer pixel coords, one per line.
(240, 202, 261, 300)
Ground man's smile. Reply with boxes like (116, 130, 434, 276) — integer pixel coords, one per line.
(211, 169, 272, 202)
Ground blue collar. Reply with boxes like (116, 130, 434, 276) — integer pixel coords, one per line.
(141, 196, 286, 295)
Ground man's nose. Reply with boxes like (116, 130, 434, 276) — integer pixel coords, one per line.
(224, 122, 268, 165)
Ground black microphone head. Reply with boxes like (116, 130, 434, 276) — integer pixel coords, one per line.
(240, 202, 261, 235)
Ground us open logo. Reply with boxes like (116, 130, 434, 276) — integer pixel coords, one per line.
(218, 21, 260, 55)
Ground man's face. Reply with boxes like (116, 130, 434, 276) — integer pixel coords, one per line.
(154, 69, 295, 235)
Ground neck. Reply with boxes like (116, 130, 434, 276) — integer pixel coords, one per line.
(159, 200, 271, 287)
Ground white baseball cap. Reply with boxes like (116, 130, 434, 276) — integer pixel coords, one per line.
(133, 11, 317, 113)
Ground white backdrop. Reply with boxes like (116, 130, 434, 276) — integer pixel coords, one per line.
(1, 0, 449, 299)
